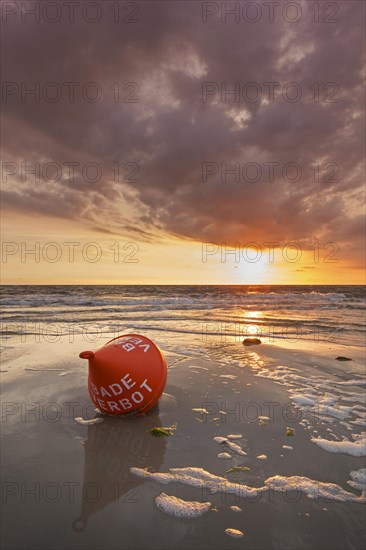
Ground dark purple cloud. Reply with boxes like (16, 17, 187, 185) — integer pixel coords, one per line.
(1, 0, 365, 262)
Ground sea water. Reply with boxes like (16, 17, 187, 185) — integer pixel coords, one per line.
(1, 284, 365, 349)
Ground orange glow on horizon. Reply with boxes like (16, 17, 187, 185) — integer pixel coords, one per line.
(1, 212, 364, 285)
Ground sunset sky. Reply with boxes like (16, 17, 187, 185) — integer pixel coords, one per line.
(1, 0, 365, 284)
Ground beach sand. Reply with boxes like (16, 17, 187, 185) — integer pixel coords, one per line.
(1, 335, 365, 550)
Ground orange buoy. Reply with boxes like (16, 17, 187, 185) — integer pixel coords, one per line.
(79, 334, 167, 416)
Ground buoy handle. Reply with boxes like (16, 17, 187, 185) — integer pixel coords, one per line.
(79, 350, 95, 360)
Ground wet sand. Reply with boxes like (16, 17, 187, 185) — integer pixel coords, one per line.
(1, 337, 365, 550)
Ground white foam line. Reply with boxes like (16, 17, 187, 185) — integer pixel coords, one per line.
(347, 469, 366, 492)
(311, 435, 366, 457)
(251, 362, 366, 434)
(74, 417, 103, 426)
(130, 466, 259, 498)
(130, 466, 366, 503)
(265, 475, 365, 503)
(155, 492, 211, 518)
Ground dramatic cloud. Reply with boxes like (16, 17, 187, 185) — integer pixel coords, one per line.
(1, 0, 365, 261)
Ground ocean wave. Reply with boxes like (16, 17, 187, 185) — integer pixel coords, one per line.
(1, 285, 364, 347)
(1, 321, 363, 347)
